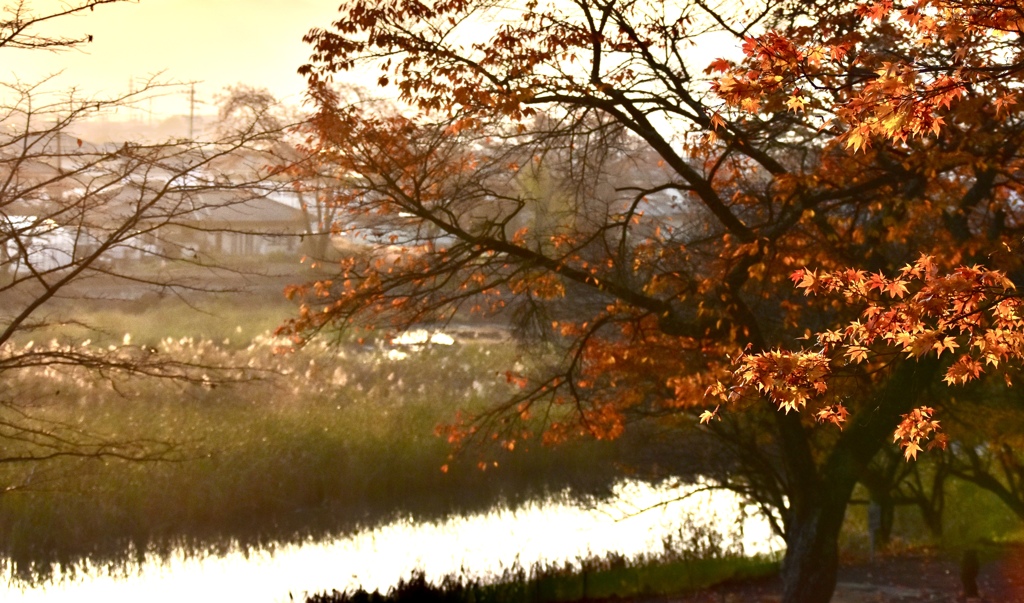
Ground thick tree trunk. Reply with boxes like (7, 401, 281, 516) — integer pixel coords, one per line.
(777, 358, 940, 603)
(781, 503, 849, 603)
(782, 475, 856, 601)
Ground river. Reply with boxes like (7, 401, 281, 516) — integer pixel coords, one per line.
(5, 480, 781, 602)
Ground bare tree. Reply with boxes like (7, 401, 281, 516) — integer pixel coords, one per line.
(0, 1, 291, 473)
(1, 0, 122, 50)
(213, 84, 346, 262)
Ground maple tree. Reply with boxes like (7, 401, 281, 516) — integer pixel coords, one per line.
(293, 1, 1024, 601)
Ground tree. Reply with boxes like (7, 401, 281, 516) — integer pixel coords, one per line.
(292, 1, 1024, 602)
(216, 84, 289, 141)
(213, 83, 352, 263)
(0, 2, 283, 477)
(940, 383, 1024, 522)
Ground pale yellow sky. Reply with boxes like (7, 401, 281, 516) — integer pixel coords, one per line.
(7, 0, 744, 124)
(7, 0, 346, 116)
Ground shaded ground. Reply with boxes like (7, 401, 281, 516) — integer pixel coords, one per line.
(633, 546, 1024, 603)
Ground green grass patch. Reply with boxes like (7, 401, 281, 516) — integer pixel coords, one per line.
(307, 552, 780, 603)
(840, 473, 1024, 560)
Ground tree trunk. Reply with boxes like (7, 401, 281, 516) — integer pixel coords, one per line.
(878, 496, 895, 546)
(301, 232, 333, 262)
(921, 504, 944, 537)
(863, 492, 897, 549)
(778, 358, 940, 603)
(778, 464, 860, 601)
(781, 501, 849, 603)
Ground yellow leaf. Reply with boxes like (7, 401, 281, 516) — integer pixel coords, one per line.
(845, 346, 870, 364)
(845, 130, 867, 152)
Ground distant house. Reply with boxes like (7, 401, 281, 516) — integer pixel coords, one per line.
(3, 183, 306, 269)
(0, 214, 75, 274)
(203, 146, 293, 185)
(2, 133, 309, 269)
(158, 188, 306, 257)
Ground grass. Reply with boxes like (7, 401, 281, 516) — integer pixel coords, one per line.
(17, 288, 303, 350)
(0, 321, 634, 582)
(839, 474, 1024, 566)
(306, 548, 781, 603)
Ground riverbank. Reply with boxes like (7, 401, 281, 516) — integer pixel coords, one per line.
(0, 327, 635, 581)
(4, 479, 777, 603)
(305, 554, 780, 603)
(4, 286, 1022, 602)
(302, 545, 1024, 603)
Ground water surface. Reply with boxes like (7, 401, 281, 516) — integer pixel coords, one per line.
(6, 480, 781, 602)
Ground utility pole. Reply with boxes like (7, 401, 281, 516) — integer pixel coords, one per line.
(55, 117, 62, 173)
(189, 82, 195, 140)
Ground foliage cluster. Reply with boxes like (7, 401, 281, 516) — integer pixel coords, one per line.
(712, 257, 1023, 458)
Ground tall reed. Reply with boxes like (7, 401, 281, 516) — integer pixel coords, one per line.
(0, 331, 629, 581)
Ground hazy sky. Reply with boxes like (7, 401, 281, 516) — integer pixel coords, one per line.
(8, 0, 743, 122)
(8, 0, 346, 116)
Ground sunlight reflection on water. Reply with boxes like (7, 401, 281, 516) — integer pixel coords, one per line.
(5, 480, 782, 603)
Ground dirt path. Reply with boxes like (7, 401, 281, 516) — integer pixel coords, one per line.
(626, 546, 1024, 603)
